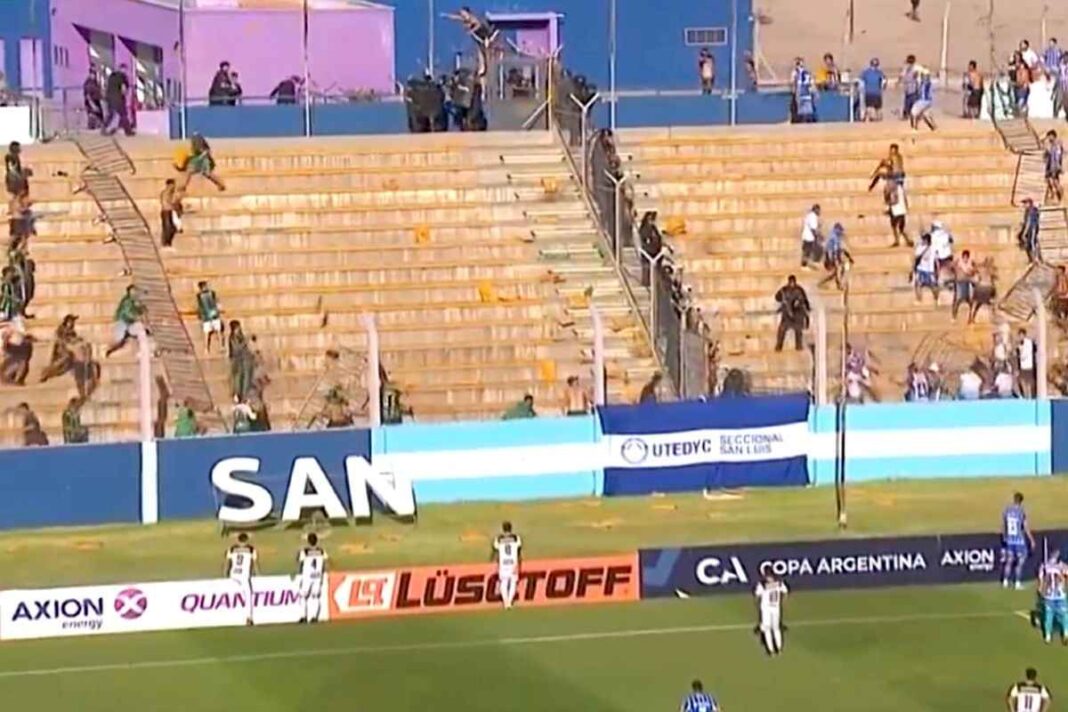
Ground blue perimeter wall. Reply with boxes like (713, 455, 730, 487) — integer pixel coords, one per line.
(0, 400, 1061, 531)
(167, 92, 853, 138)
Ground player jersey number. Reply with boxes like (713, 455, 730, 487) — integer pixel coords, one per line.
(1007, 518, 1021, 537)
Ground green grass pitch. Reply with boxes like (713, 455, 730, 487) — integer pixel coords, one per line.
(1, 477, 1067, 711)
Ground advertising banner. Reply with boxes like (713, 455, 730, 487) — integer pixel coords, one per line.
(0, 576, 309, 641)
(329, 553, 639, 620)
(640, 530, 1068, 599)
(598, 394, 810, 496)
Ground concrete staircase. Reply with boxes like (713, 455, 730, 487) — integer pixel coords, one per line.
(620, 121, 1032, 399)
(0, 131, 656, 445)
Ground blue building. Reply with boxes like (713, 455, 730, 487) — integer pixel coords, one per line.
(0, 0, 53, 96)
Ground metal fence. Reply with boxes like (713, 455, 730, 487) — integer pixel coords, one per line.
(550, 69, 713, 400)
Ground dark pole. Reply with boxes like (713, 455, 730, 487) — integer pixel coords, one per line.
(835, 275, 850, 529)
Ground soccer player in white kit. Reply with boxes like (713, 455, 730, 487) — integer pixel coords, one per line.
(1007, 667, 1051, 712)
(755, 572, 788, 656)
(296, 532, 328, 623)
(225, 532, 258, 626)
(492, 521, 522, 609)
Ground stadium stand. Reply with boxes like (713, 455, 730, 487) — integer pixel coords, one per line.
(620, 120, 1039, 398)
(0, 132, 658, 444)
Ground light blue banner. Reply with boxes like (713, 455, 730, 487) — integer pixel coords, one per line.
(372, 415, 602, 504)
(809, 400, 1052, 485)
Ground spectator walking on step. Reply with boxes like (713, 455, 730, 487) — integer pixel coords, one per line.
(819, 222, 853, 290)
(160, 179, 183, 247)
(564, 375, 592, 415)
(0, 265, 20, 321)
(4, 142, 30, 197)
(1045, 130, 1064, 204)
(16, 402, 47, 446)
(9, 187, 37, 250)
(83, 66, 104, 130)
(1011, 51, 1033, 116)
(913, 233, 940, 303)
(900, 55, 920, 119)
(39, 314, 79, 383)
(962, 60, 984, 119)
(910, 67, 937, 131)
(321, 387, 355, 429)
(103, 64, 135, 137)
(639, 372, 663, 403)
(639, 211, 663, 286)
(929, 220, 954, 274)
(887, 179, 912, 246)
(106, 284, 146, 357)
(196, 281, 224, 354)
(1044, 38, 1063, 72)
(71, 338, 100, 400)
(227, 319, 254, 402)
(1016, 328, 1037, 397)
(774, 275, 810, 352)
(0, 320, 31, 385)
(1020, 40, 1041, 73)
(1018, 198, 1041, 262)
(180, 134, 225, 192)
(62, 397, 88, 444)
(249, 390, 271, 432)
(174, 398, 203, 437)
(502, 393, 536, 419)
(8, 244, 35, 319)
(905, 362, 930, 401)
(800, 204, 823, 267)
(698, 50, 716, 93)
(907, 0, 920, 21)
(868, 143, 905, 192)
(232, 398, 257, 434)
(951, 250, 977, 319)
(860, 58, 886, 121)
(958, 360, 984, 400)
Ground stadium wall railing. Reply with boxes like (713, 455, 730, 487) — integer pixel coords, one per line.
(164, 91, 854, 140)
(0, 400, 1056, 532)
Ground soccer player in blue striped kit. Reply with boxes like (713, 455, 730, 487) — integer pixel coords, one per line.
(1002, 492, 1036, 590)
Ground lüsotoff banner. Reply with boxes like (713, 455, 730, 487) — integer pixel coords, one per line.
(598, 394, 810, 495)
(0, 576, 312, 641)
(639, 529, 1068, 599)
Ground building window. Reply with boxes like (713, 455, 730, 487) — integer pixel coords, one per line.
(684, 27, 728, 47)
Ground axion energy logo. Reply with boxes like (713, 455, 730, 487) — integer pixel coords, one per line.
(113, 587, 148, 620)
(328, 554, 639, 620)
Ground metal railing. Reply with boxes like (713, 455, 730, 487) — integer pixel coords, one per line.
(549, 64, 713, 398)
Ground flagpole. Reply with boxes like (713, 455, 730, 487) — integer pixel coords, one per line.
(302, 0, 312, 137)
(179, 0, 188, 139)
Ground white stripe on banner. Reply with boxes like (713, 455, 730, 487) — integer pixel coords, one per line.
(374, 443, 601, 481)
(603, 422, 810, 469)
(809, 425, 1049, 460)
(140, 440, 158, 525)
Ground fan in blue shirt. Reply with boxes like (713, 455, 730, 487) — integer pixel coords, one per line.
(860, 59, 886, 121)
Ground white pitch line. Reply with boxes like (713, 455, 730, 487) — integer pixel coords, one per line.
(0, 609, 1018, 680)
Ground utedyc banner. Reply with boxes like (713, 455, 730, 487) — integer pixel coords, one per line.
(640, 529, 1068, 598)
(598, 394, 810, 495)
